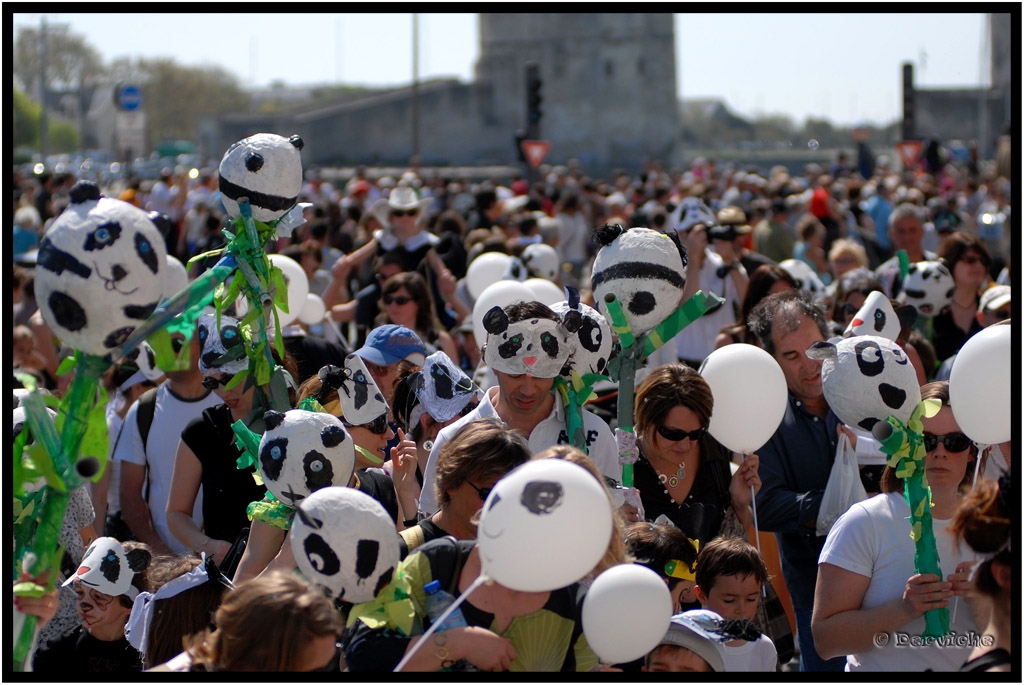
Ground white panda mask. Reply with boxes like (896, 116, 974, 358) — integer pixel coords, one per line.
(898, 260, 955, 318)
(550, 288, 613, 377)
(35, 183, 167, 356)
(258, 409, 356, 508)
(197, 311, 249, 376)
(290, 486, 399, 603)
(415, 351, 481, 426)
(218, 133, 305, 223)
(845, 291, 917, 341)
(779, 259, 827, 301)
(671, 197, 718, 233)
(521, 243, 560, 281)
(591, 225, 688, 336)
(482, 304, 573, 378)
(317, 355, 390, 427)
(62, 537, 142, 600)
(806, 335, 921, 431)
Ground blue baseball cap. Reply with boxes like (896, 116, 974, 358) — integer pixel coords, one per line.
(355, 324, 426, 366)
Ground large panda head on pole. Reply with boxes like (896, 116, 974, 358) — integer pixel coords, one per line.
(218, 133, 305, 224)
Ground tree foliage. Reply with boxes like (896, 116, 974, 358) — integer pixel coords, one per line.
(14, 25, 105, 93)
(13, 86, 41, 148)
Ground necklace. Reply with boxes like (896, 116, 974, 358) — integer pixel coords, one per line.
(655, 459, 687, 488)
(952, 297, 976, 309)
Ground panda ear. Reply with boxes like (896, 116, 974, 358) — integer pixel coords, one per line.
(264, 410, 286, 430)
(566, 285, 580, 310)
(125, 547, 152, 574)
(935, 259, 951, 275)
(805, 340, 838, 361)
(483, 306, 509, 335)
(147, 211, 176, 238)
(562, 309, 583, 334)
(895, 303, 918, 330)
(69, 181, 102, 204)
(666, 230, 689, 268)
(592, 223, 625, 247)
(295, 506, 322, 530)
(289, 134, 304, 150)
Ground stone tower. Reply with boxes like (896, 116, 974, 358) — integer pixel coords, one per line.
(475, 13, 680, 175)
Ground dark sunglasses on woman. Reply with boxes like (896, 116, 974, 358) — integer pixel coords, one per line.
(382, 295, 412, 306)
(466, 481, 493, 502)
(656, 425, 708, 442)
(201, 374, 235, 391)
(345, 413, 389, 435)
(923, 431, 971, 453)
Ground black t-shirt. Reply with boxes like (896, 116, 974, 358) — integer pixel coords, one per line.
(931, 305, 983, 364)
(355, 467, 399, 523)
(33, 625, 142, 673)
(180, 404, 267, 544)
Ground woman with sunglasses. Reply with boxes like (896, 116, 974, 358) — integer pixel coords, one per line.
(166, 315, 272, 576)
(399, 418, 530, 557)
(932, 232, 993, 363)
(632, 363, 762, 550)
(377, 271, 460, 364)
(813, 380, 981, 671)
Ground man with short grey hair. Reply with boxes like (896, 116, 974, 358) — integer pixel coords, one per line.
(873, 203, 936, 298)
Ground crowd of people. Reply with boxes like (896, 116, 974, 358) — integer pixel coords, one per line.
(12, 144, 1013, 673)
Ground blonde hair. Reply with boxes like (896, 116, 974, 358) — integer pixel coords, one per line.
(828, 238, 868, 269)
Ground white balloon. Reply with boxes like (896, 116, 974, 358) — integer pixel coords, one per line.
(466, 252, 512, 300)
(477, 459, 612, 592)
(582, 564, 673, 664)
(163, 255, 189, 300)
(471, 280, 535, 347)
(298, 293, 326, 325)
(700, 344, 788, 454)
(524, 278, 565, 307)
(268, 253, 309, 327)
(949, 325, 1011, 444)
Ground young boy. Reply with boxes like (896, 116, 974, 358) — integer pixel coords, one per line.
(693, 537, 777, 672)
(643, 612, 725, 673)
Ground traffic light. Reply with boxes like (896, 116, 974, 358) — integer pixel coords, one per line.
(526, 63, 543, 126)
(902, 63, 915, 141)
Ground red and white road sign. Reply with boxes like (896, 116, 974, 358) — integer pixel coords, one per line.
(521, 140, 550, 169)
(896, 140, 923, 169)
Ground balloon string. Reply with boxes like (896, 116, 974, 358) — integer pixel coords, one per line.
(393, 573, 487, 672)
(743, 452, 766, 598)
(971, 443, 987, 492)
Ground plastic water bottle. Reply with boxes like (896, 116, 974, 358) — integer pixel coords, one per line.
(423, 580, 469, 631)
(423, 580, 477, 671)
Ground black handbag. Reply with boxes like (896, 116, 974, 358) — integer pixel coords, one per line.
(218, 526, 249, 579)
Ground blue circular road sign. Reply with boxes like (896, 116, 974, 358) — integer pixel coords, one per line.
(117, 83, 143, 111)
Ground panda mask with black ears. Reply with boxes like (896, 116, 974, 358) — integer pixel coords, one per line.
(898, 260, 955, 318)
(550, 286, 613, 378)
(482, 303, 576, 378)
(35, 181, 167, 356)
(218, 132, 304, 224)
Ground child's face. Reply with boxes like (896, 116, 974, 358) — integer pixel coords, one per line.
(73, 583, 131, 640)
(644, 645, 712, 673)
(698, 572, 761, 622)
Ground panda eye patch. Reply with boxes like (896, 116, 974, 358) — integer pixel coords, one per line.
(84, 221, 122, 251)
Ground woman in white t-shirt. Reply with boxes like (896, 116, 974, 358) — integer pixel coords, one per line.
(812, 381, 980, 671)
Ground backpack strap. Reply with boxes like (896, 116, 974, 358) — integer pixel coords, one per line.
(136, 386, 159, 453)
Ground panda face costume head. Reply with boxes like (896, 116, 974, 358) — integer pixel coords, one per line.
(672, 196, 719, 233)
(197, 310, 249, 376)
(482, 303, 574, 378)
(35, 182, 167, 356)
(806, 335, 921, 431)
(315, 355, 390, 427)
(289, 487, 399, 603)
(62, 537, 149, 600)
(549, 287, 613, 377)
(898, 260, 954, 318)
(845, 291, 917, 341)
(258, 409, 356, 507)
(591, 225, 688, 336)
(415, 351, 481, 426)
(218, 133, 304, 223)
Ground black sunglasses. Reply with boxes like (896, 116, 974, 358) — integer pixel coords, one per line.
(383, 295, 412, 306)
(201, 374, 235, 391)
(346, 414, 389, 435)
(466, 480, 493, 502)
(991, 308, 1011, 320)
(923, 432, 971, 453)
(391, 209, 417, 218)
(656, 425, 708, 443)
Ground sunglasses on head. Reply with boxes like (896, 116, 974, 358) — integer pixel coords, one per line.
(383, 295, 412, 306)
(656, 425, 708, 443)
(391, 209, 417, 218)
(201, 373, 235, 391)
(466, 480, 493, 502)
(923, 431, 971, 453)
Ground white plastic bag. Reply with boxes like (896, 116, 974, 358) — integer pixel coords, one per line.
(816, 432, 868, 537)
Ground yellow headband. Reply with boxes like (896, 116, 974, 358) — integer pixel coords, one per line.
(321, 399, 342, 417)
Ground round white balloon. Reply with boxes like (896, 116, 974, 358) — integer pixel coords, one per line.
(949, 325, 1011, 444)
(466, 252, 512, 300)
(471, 280, 535, 347)
(525, 278, 566, 307)
(298, 293, 326, 325)
(700, 343, 788, 454)
(163, 255, 189, 300)
(268, 253, 309, 327)
(582, 564, 673, 664)
(477, 459, 613, 592)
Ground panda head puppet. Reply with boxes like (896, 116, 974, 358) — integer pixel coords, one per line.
(290, 486, 399, 603)
(590, 224, 688, 337)
(218, 133, 304, 224)
(258, 409, 357, 508)
(549, 286, 613, 377)
(197, 310, 249, 377)
(844, 290, 917, 341)
(62, 537, 151, 600)
(414, 351, 481, 426)
(898, 259, 954, 318)
(35, 182, 167, 356)
(482, 301, 576, 378)
(806, 335, 921, 432)
(315, 355, 390, 427)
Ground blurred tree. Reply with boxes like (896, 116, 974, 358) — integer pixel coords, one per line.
(108, 57, 250, 151)
(14, 25, 105, 94)
(13, 86, 41, 148)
